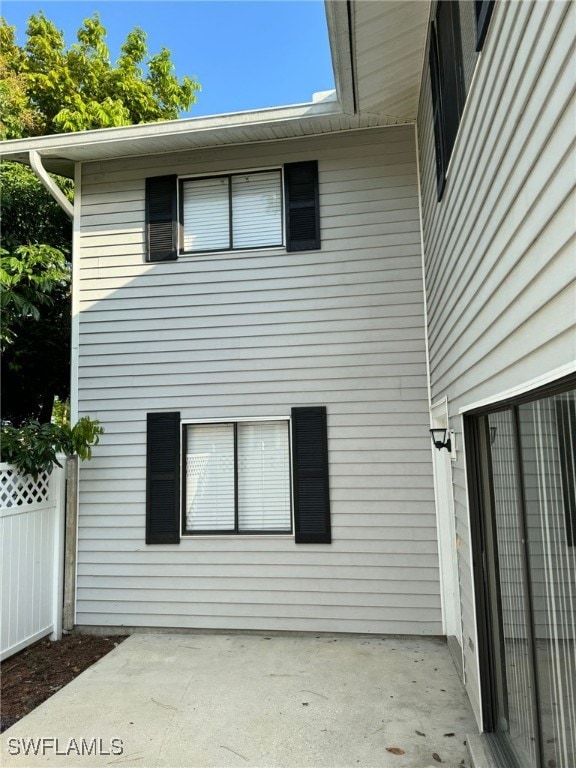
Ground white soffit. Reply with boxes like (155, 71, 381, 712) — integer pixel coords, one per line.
(343, 0, 431, 122)
(0, 101, 397, 178)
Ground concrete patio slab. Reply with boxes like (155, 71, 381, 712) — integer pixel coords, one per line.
(1, 633, 478, 767)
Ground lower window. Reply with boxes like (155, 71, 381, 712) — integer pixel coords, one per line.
(183, 420, 292, 534)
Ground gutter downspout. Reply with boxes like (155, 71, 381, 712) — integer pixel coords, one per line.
(29, 149, 77, 630)
(29, 150, 74, 220)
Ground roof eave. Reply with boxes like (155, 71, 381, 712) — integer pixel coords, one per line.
(328, 0, 431, 122)
(0, 99, 348, 176)
(324, 0, 356, 115)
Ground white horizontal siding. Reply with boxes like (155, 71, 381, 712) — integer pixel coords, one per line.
(418, 0, 576, 725)
(76, 125, 439, 636)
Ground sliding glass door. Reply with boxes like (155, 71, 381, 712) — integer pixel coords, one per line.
(467, 379, 576, 768)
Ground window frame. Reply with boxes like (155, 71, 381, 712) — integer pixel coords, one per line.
(555, 394, 576, 546)
(428, 1, 467, 201)
(181, 417, 293, 537)
(464, 372, 576, 761)
(178, 168, 285, 256)
(475, 0, 495, 52)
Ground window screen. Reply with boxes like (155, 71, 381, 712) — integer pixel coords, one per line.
(232, 172, 282, 249)
(182, 177, 230, 252)
(238, 421, 291, 531)
(185, 423, 235, 531)
(184, 421, 291, 534)
(182, 171, 282, 253)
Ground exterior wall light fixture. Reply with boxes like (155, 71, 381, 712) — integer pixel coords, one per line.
(430, 427, 452, 452)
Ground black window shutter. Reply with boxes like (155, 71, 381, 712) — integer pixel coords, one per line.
(284, 161, 320, 252)
(429, 24, 447, 200)
(291, 406, 331, 544)
(146, 412, 181, 544)
(429, 2, 466, 201)
(475, 0, 495, 51)
(145, 175, 178, 262)
(435, 2, 465, 164)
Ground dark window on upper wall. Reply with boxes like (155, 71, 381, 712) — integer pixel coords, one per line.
(475, 0, 495, 51)
(429, 1, 466, 200)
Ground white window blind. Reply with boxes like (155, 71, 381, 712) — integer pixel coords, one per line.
(181, 171, 282, 253)
(184, 420, 291, 534)
(237, 421, 291, 531)
(182, 177, 229, 252)
(185, 424, 234, 531)
(231, 172, 283, 249)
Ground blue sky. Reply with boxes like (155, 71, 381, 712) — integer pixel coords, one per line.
(2, 0, 335, 117)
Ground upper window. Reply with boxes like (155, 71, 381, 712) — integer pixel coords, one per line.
(181, 171, 283, 253)
(183, 420, 292, 535)
(429, 1, 496, 200)
(475, 0, 495, 51)
(145, 161, 320, 262)
(429, 1, 466, 200)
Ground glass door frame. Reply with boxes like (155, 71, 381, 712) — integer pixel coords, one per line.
(464, 372, 576, 768)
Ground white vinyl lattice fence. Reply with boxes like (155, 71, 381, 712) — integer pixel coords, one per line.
(0, 467, 51, 508)
(0, 459, 66, 660)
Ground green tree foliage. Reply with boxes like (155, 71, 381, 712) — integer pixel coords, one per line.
(0, 25, 38, 139)
(1, 163, 72, 425)
(0, 163, 72, 253)
(1, 416, 104, 479)
(1, 296, 71, 425)
(0, 243, 70, 347)
(0, 13, 200, 136)
(0, 13, 200, 424)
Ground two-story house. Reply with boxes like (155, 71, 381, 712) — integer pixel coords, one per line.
(1, 2, 574, 766)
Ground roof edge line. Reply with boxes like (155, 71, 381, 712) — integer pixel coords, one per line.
(0, 101, 346, 156)
(324, 0, 356, 115)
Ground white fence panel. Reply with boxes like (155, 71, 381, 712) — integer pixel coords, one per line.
(0, 459, 66, 660)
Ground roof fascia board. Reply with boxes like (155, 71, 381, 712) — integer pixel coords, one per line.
(64, 121, 416, 178)
(0, 100, 345, 161)
(324, 0, 356, 115)
(415, 0, 435, 124)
